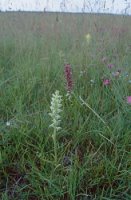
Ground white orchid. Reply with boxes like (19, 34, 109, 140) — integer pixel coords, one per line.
(49, 90, 63, 165)
(49, 90, 62, 131)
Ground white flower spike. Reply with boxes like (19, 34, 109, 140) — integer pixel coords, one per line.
(49, 90, 63, 165)
(49, 90, 62, 131)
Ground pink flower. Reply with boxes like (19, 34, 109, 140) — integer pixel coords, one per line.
(127, 96, 131, 104)
(64, 64, 73, 93)
(103, 79, 111, 86)
(107, 63, 114, 69)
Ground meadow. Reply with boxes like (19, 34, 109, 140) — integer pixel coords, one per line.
(0, 12, 131, 200)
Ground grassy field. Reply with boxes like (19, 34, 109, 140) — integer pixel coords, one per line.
(0, 12, 131, 200)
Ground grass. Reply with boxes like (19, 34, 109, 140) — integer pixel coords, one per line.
(0, 12, 131, 200)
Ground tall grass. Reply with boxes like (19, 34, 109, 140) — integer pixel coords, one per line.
(0, 12, 131, 200)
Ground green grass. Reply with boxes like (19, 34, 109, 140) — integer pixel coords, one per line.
(0, 12, 131, 200)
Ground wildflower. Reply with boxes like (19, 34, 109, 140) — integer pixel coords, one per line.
(6, 121, 11, 126)
(80, 70, 85, 75)
(103, 79, 111, 86)
(49, 90, 62, 131)
(49, 90, 63, 165)
(127, 96, 131, 104)
(107, 63, 114, 69)
(90, 79, 95, 84)
(64, 64, 73, 93)
(85, 33, 91, 44)
(90, 80, 95, 86)
(80, 70, 86, 77)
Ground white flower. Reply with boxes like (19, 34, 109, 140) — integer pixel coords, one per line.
(6, 121, 11, 126)
(85, 33, 92, 44)
(90, 79, 95, 84)
(49, 90, 62, 131)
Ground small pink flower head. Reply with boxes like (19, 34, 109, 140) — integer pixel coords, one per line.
(64, 64, 73, 93)
(127, 96, 131, 104)
(107, 63, 114, 69)
(103, 79, 111, 86)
